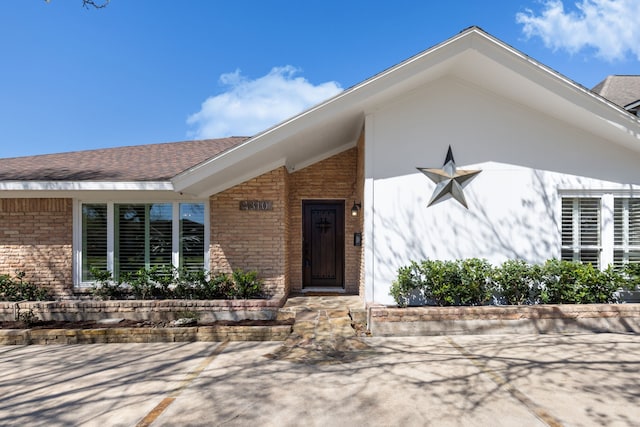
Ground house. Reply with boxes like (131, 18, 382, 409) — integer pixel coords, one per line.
(1, 26, 640, 306)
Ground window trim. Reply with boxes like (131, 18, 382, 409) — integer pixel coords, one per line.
(614, 197, 640, 265)
(560, 197, 602, 267)
(559, 190, 640, 269)
(73, 200, 210, 288)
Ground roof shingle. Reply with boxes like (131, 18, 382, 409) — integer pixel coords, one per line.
(592, 75, 640, 108)
(0, 137, 248, 181)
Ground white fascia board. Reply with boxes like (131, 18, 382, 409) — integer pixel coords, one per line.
(468, 30, 640, 144)
(0, 181, 174, 191)
(625, 99, 640, 111)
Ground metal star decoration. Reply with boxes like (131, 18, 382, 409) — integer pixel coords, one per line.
(417, 146, 481, 209)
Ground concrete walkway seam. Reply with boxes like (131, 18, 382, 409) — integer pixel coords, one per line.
(446, 337, 563, 427)
(135, 340, 230, 427)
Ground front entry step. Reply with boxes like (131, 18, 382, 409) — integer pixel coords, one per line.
(266, 296, 373, 364)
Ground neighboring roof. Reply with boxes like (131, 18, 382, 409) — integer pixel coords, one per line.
(592, 75, 640, 109)
(625, 99, 640, 116)
(0, 137, 247, 181)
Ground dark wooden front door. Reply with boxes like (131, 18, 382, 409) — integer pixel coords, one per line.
(303, 200, 345, 288)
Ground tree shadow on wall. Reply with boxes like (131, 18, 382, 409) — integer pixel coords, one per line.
(373, 169, 607, 284)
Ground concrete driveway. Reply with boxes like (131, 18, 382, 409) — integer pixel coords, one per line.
(0, 334, 638, 426)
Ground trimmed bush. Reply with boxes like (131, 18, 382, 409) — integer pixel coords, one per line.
(390, 258, 629, 307)
(494, 260, 541, 305)
(539, 260, 622, 304)
(390, 261, 425, 308)
(390, 258, 493, 307)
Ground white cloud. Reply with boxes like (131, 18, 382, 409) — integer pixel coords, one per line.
(187, 66, 343, 139)
(516, 0, 640, 61)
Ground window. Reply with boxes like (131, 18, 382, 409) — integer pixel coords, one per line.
(79, 201, 207, 283)
(180, 203, 206, 271)
(561, 197, 601, 267)
(614, 198, 640, 266)
(82, 204, 108, 281)
(561, 195, 640, 269)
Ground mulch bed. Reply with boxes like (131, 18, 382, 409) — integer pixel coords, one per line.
(0, 318, 294, 330)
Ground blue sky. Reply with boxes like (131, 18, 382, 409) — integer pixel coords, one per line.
(1, 0, 639, 158)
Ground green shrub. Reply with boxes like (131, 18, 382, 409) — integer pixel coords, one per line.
(426, 260, 463, 306)
(457, 258, 494, 306)
(89, 267, 263, 300)
(390, 258, 626, 307)
(390, 261, 423, 307)
(621, 263, 640, 290)
(172, 268, 209, 299)
(0, 271, 50, 302)
(90, 268, 127, 300)
(232, 269, 263, 299)
(534, 259, 621, 304)
(390, 259, 493, 307)
(494, 260, 541, 305)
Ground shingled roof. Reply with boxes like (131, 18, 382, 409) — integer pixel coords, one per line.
(592, 75, 640, 109)
(0, 137, 248, 181)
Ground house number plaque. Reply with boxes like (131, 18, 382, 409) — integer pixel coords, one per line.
(239, 200, 273, 211)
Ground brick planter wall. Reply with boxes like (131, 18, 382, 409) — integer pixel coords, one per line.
(369, 304, 640, 336)
(0, 324, 292, 345)
(1, 296, 286, 322)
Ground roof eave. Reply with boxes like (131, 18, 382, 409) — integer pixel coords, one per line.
(0, 181, 175, 192)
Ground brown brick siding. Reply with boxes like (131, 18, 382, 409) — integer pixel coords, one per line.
(0, 198, 73, 297)
(289, 148, 362, 293)
(0, 143, 364, 300)
(210, 168, 289, 297)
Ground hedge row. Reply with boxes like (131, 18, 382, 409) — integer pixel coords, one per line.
(390, 259, 639, 307)
(90, 267, 264, 300)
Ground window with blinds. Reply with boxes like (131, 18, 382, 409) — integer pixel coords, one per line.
(180, 203, 205, 271)
(115, 203, 173, 277)
(81, 204, 108, 281)
(614, 198, 640, 266)
(561, 198, 601, 267)
(80, 201, 206, 282)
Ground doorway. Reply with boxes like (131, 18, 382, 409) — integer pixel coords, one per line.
(302, 200, 345, 288)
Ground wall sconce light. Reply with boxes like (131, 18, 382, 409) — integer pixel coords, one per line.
(351, 201, 361, 217)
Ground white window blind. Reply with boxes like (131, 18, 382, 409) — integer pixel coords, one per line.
(561, 198, 601, 267)
(114, 204, 174, 277)
(81, 204, 108, 281)
(614, 198, 640, 265)
(80, 201, 206, 282)
(180, 203, 206, 271)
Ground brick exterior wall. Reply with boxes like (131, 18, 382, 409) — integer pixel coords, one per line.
(0, 145, 363, 301)
(210, 167, 289, 297)
(0, 198, 73, 297)
(289, 148, 362, 294)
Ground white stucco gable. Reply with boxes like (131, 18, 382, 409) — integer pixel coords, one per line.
(173, 26, 640, 198)
(362, 75, 640, 303)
